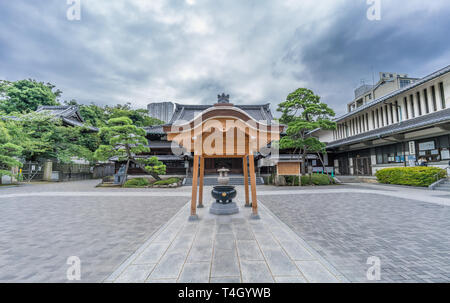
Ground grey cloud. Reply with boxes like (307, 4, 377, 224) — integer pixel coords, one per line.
(0, 0, 449, 117)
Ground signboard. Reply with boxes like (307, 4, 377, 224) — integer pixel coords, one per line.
(419, 141, 435, 151)
(408, 141, 416, 155)
(441, 149, 450, 160)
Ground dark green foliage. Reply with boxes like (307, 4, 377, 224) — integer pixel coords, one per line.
(137, 156, 166, 178)
(153, 177, 180, 186)
(375, 167, 447, 187)
(7, 113, 93, 163)
(285, 174, 334, 186)
(0, 79, 61, 114)
(276, 88, 336, 180)
(123, 177, 150, 188)
(0, 121, 23, 179)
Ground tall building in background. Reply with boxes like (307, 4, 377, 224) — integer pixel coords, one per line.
(147, 102, 174, 123)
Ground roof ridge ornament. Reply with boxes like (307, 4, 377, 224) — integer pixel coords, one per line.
(216, 93, 233, 106)
(218, 93, 230, 103)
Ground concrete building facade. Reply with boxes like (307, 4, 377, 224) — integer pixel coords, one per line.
(147, 102, 175, 123)
(315, 65, 450, 176)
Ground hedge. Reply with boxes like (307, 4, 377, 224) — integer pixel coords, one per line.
(285, 174, 334, 186)
(375, 167, 447, 187)
(153, 177, 180, 186)
(123, 177, 150, 188)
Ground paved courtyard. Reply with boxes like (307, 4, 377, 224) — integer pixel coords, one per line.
(0, 180, 188, 282)
(107, 196, 345, 283)
(260, 184, 450, 283)
(1, 180, 450, 283)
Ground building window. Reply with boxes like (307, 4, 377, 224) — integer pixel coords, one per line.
(400, 79, 411, 88)
(380, 107, 384, 127)
(424, 89, 429, 113)
(417, 92, 422, 116)
(439, 82, 446, 109)
(375, 144, 405, 164)
(431, 85, 437, 111)
(410, 95, 415, 118)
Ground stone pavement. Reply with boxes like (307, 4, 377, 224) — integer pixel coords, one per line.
(2, 180, 450, 283)
(260, 184, 450, 283)
(107, 196, 347, 283)
(0, 180, 188, 282)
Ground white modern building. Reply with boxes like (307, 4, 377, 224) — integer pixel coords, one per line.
(314, 65, 450, 176)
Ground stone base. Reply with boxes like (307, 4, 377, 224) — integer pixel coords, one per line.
(209, 202, 239, 215)
(250, 213, 260, 220)
(188, 214, 199, 221)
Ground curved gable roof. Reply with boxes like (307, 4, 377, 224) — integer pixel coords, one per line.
(169, 103, 274, 124)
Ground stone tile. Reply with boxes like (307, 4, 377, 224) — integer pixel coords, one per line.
(169, 234, 196, 254)
(236, 240, 264, 261)
(178, 262, 211, 283)
(146, 279, 177, 283)
(187, 238, 214, 263)
(133, 242, 170, 265)
(234, 226, 255, 240)
(277, 239, 314, 261)
(210, 277, 241, 283)
(114, 264, 155, 283)
(295, 261, 339, 283)
(154, 225, 183, 243)
(261, 248, 300, 276)
(214, 233, 236, 250)
(253, 232, 278, 249)
(274, 276, 307, 283)
(240, 261, 274, 283)
(211, 249, 240, 277)
(217, 224, 233, 234)
(149, 252, 186, 279)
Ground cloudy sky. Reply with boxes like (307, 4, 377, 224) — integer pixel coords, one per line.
(0, 0, 449, 116)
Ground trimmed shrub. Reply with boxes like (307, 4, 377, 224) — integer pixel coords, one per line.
(153, 177, 180, 186)
(375, 167, 447, 187)
(123, 177, 150, 188)
(285, 174, 334, 186)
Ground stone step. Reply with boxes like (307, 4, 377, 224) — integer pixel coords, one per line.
(184, 177, 264, 186)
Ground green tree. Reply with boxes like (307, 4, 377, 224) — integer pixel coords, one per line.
(0, 79, 61, 114)
(94, 117, 166, 183)
(277, 88, 336, 184)
(8, 113, 93, 163)
(0, 121, 23, 184)
(106, 103, 164, 127)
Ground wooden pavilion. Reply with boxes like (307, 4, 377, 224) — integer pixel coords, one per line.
(164, 95, 284, 220)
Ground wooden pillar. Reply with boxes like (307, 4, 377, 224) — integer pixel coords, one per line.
(243, 156, 250, 207)
(190, 155, 200, 220)
(248, 154, 259, 219)
(198, 156, 205, 208)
